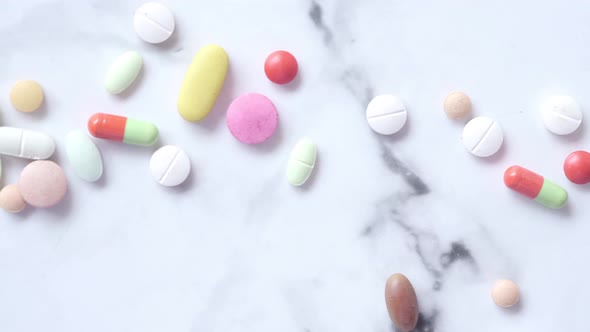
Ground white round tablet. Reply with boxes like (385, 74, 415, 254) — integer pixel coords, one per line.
(462, 116, 504, 157)
(134, 2, 175, 44)
(150, 145, 191, 187)
(366, 95, 407, 135)
(541, 95, 583, 135)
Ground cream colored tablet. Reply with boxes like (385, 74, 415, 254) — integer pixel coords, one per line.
(10, 80, 44, 113)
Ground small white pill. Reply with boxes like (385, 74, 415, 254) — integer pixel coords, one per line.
(0, 127, 55, 160)
(366, 95, 407, 135)
(150, 145, 191, 187)
(462, 116, 503, 157)
(541, 95, 583, 135)
(134, 2, 175, 44)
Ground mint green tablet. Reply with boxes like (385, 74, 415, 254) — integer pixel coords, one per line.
(65, 130, 103, 182)
(104, 51, 143, 94)
(287, 139, 317, 186)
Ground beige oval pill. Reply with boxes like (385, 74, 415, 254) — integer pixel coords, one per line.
(491, 279, 520, 308)
(385, 273, 419, 332)
(0, 184, 26, 213)
(444, 92, 472, 120)
(10, 80, 44, 113)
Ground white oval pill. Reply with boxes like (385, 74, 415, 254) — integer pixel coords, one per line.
(366, 95, 407, 135)
(287, 139, 317, 186)
(462, 116, 503, 157)
(0, 127, 55, 159)
(65, 130, 103, 182)
(541, 95, 583, 135)
(134, 2, 175, 44)
(150, 145, 190, 187)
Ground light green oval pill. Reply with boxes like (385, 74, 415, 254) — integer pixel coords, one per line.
(65, 130, 103, 182)
(534, 179, 568, 209)
(104, 51, 143, 94)
(287, 138, 317, 186)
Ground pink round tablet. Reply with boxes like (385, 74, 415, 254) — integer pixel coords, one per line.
(18, 160, 68, 208)
(226, 93, 279, 144)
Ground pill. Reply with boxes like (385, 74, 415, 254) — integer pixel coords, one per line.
(178, 45, 229, 122)
(541, 95, 582, 135)
(385, 273, 419, 332)
(65, 130, 103, 182)
(104, 51, 143, 94)
(18, 160, 67, 208)
(504, 165, 568, 209)
(226, 93, 278, 144)
(150, 145, 191, 187)
(0, 127, 55, 159)
(366, 95, 407, 135)
(88, 113, 158, 146)
(564, 151, 590, 184)
(9, 80, 44, 113)
(444, 92, 472, 120)
(287, 139, 317, 186)
(491, 279, 520, 308)
(0, 185, 26, 213)
(264, 50, 298, 85)
(134, 2, 175, 44)
(462, 116, 503, 157)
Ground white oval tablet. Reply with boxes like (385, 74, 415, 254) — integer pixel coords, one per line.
(0, 127, 55, 159)
(65, 131, 103, 182)
(541, 95, 583, 135)
(134, 2, 175, 44)
(462, 116, 503, 157)
(150, 145, 190, 187)
(366, 95, 407, 135)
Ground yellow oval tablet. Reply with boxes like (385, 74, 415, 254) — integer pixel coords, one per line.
(10, 80, 44, 113)
(178, 45, 229, 122)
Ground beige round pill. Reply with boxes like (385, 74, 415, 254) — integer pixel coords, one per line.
(444, 92, 472, 119)
(0, 184, 26, 213)
(491, 279, 520, 308)
(9, 80, 44, 113)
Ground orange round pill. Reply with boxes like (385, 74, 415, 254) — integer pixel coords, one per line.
(491, 279, 520, 308)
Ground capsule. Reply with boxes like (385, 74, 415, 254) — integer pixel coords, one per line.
(88, 113, 158, 146)
(504, 165, 568, 209)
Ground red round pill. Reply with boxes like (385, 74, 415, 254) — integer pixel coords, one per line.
(564, 151, 590, 184)
(264, 50, 298, 85)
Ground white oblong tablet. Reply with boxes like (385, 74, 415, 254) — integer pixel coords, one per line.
(150, 145, 191, 187)
(462, 116, 503, 157)
(134, 2, 175, 44)
(541, 95, 583, 135)
(65, 130, 103, 182)
(0, 127, 55, 159)
(366, 95, 407, 135)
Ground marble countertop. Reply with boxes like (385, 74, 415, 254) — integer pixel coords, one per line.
(0, 0, 589, 331)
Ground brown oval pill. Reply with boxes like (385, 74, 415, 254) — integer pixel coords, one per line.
(385, 273, 419, 332)
(491, 279, 520, 308)
(444, 92, 472, 120)
(10, 80, 44, 113)
(0, 184, 26, 213)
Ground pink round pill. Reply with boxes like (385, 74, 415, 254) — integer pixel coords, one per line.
(18, 160, 68, 208)
(226, 93, 279, 144)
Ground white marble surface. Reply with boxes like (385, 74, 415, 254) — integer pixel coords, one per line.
(0, 0, 589, 331)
